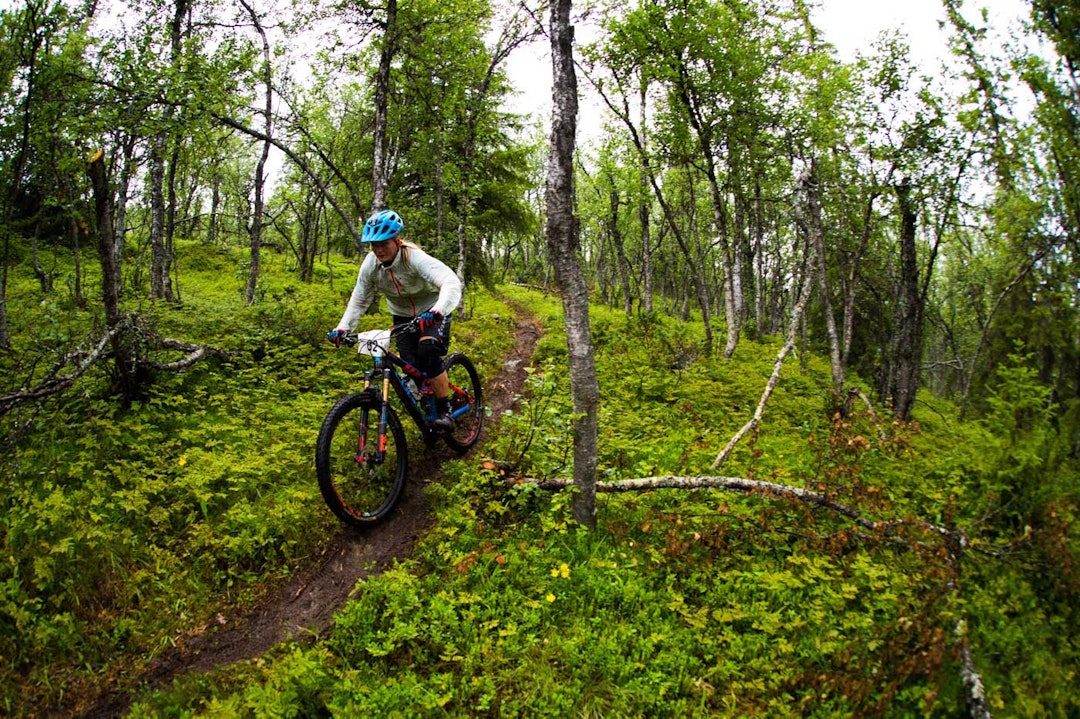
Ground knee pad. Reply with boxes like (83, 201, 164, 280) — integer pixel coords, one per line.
(416, 339, 446, 376)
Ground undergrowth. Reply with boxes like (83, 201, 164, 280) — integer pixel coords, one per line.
(0, 241, 512, 715)
(126, 288, 1078, 716)
(2, 248, 1077, 716)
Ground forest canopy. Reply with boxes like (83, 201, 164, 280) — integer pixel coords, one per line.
(1, 0, 1078, 715)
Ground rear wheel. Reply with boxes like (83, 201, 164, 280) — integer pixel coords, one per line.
(315, 391, 408, 526)
(442, 353, 484, 453)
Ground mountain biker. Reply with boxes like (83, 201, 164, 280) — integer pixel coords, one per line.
(327, 209, 463, 432)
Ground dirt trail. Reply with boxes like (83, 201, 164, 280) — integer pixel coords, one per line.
(78, 311, 541, 718)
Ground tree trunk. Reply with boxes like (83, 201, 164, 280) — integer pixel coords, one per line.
(212, 113, 364, 246)
(842, 192, 878, 371)
(455, 194, 470, 309)
(638, 76, 653, 315)
(245, 198, 268, 298)
(370, 0, 397, 213)
(1, 3, 46, 350)
(640, 160, 709, 340)
(608, 187, 633, 315)
(113, 135, 136, 274)
(59, 175, 85, 307)
(149, 140, 168, 299)
(241, 0, 272, 305)
(753, 179, 765, 335)
(297, 188, 322, 283)
(672, 70, 737, 356)
(593, 68, 700, 326)
(802, 166, 844, 388)
(451, 21, 532, 312)
(164, 145, 178, 301)
(889, 179, 922, 421)
(88, 150, 138, 405)
(0, 234, 9, 351)
(148, 0, 189, 301)
(595, 231, 609, 306)
(208, 173, 221, 246)
(712, 228, 818, 472)
(435, 138, 445, 248)
(731, 190, 746, 327)
(71, 213, 84, 307)
(547, 0, 598, 528)
(88, 152, 122, 329)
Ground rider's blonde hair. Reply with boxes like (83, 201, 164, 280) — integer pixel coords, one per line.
(397, 238, 419, 268)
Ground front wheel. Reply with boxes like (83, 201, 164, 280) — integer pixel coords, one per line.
(442, 353, 484, 453)
(315, 391, 408, 526)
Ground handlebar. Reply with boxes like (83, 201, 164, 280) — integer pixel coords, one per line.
(332, 317, 422, 349)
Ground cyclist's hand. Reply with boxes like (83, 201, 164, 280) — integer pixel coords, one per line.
(327, 329, 348, 347)
(418, 310, 442, 332)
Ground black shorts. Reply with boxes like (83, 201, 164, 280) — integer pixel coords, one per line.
(393, 312, 451, 375)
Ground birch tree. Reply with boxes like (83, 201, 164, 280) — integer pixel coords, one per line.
(239, 0, 273, 305)
(546, 0, 598, 528)
(370, 0, 396, 213)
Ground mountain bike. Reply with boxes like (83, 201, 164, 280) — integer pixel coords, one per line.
(315, 319, 484, 527)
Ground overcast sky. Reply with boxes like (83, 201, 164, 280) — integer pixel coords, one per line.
(0, 0, 1033, 120)
(817, 0, 1029, 64)
(505, 0, 1034, 142)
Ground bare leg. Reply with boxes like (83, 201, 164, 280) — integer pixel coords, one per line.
(428, 371, 450, 398)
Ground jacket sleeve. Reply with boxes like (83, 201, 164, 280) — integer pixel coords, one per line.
(337, 254, 377, 330)
(414, 249, 463, 316)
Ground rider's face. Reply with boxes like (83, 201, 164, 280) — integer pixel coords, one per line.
(370, 236, 400, 264)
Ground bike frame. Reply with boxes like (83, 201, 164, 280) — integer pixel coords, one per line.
(364, 353, 439, 440)
(348, 322, 476, 458)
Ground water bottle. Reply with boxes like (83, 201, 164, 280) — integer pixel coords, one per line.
(404, 377, 421, 401)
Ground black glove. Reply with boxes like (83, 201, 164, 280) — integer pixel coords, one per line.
(417, 311, 442, 332)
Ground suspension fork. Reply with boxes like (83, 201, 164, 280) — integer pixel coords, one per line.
(378, 367, 392, 455)
(357, 368, 392, 461)
(356, 370, 373, 461)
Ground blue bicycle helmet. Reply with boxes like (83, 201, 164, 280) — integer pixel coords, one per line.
(361, 209, 404, 243)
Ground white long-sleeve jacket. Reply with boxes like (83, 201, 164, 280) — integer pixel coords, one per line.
(336, 244, 463, 330)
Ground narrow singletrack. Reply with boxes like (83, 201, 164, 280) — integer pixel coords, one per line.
(76, 309, 541, 719)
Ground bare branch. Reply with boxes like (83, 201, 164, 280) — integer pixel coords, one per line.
(0, 325, 121, 413)
(513, 474, 1010, 559)
(148, 337, 227, 372)
(956, 620, 992, 719)
(148, 348, 206, 372)
(711, 234, 816, 468)
(210, 112, 364, 247)
(0, 322, 228, 416)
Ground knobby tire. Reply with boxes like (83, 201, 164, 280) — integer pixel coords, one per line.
(315, 391, 408, 526)
(442, 353, 484, 453)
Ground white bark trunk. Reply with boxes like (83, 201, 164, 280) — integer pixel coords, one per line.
(546, 0, 598, 528)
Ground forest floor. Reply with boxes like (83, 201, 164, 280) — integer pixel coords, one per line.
(75, 307, 542, 719)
